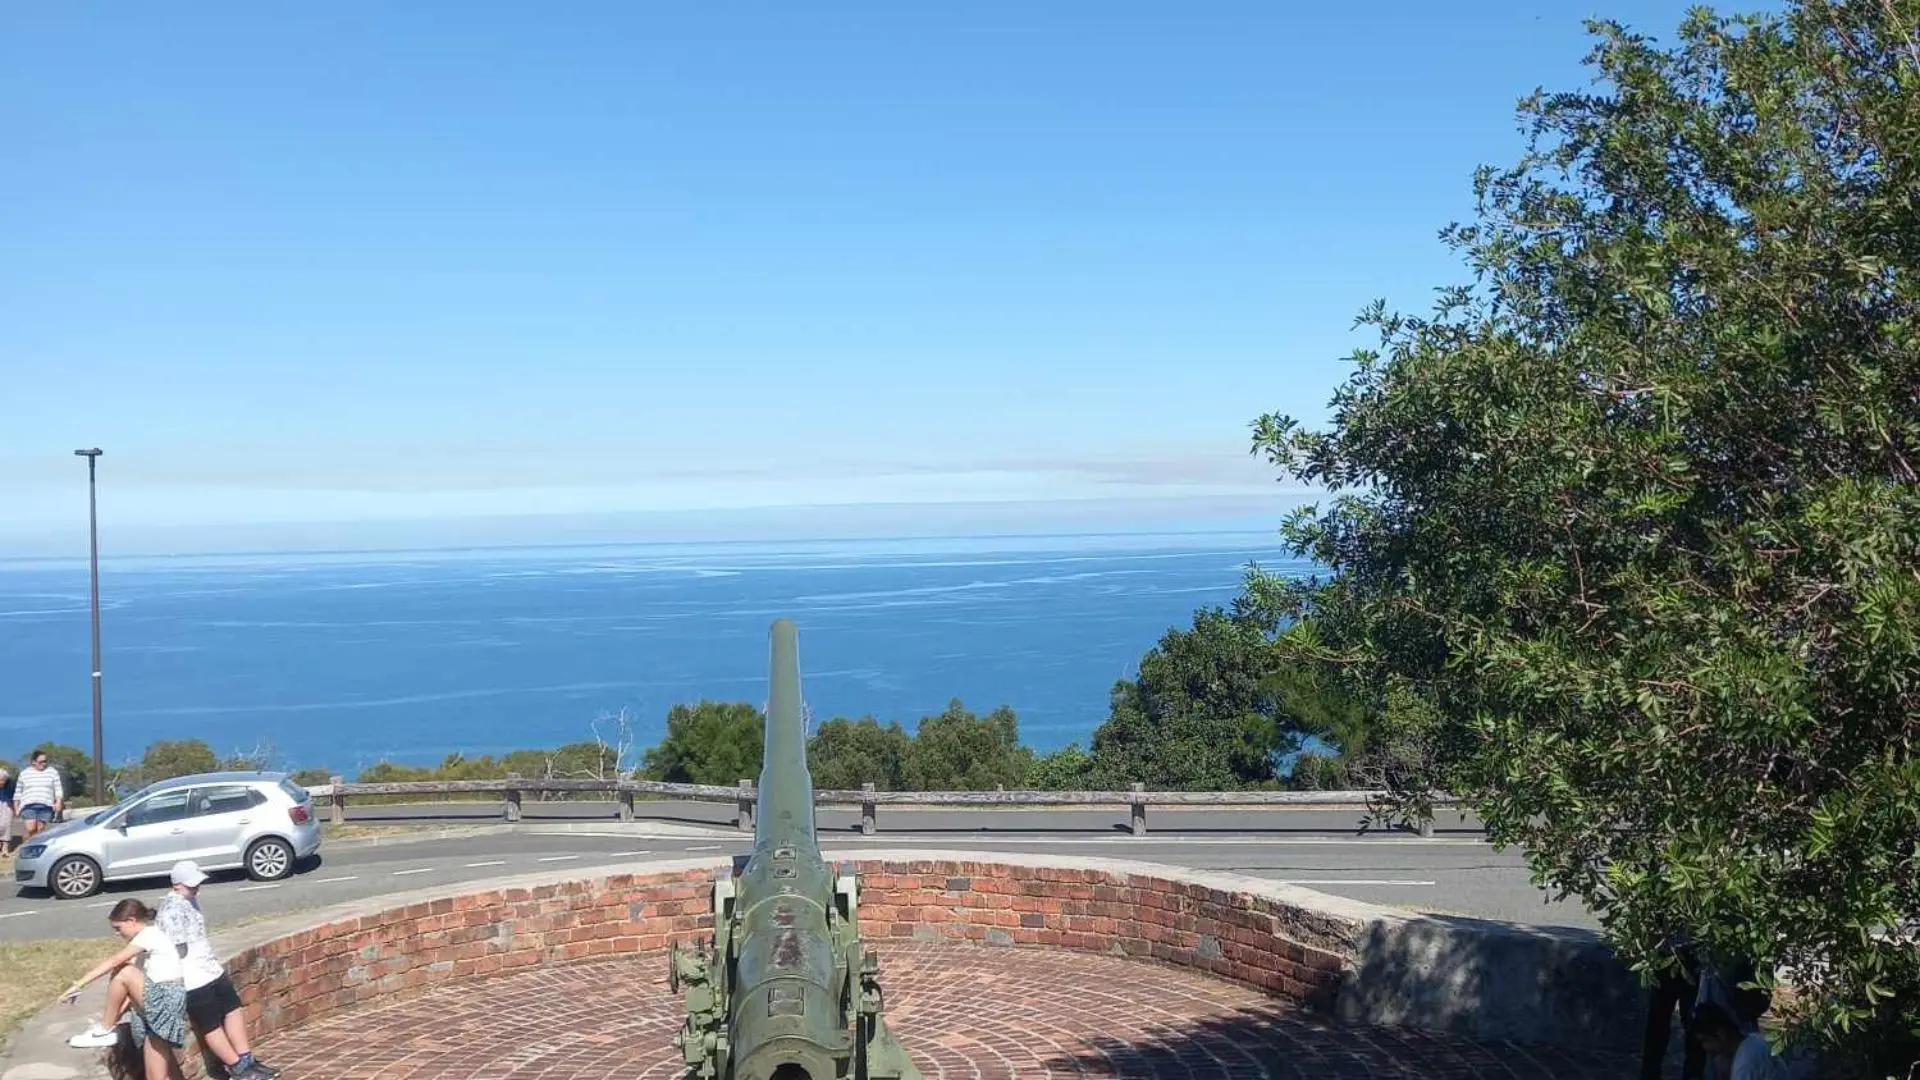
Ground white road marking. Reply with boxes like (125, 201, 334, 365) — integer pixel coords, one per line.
(685, 844, 722, 851)
(390, 867, 432, 877)
(605, 850, 652, 857)
(87, 900, 116, 909)
(536, 855, 578, 863)
(463, 860, 506, 868)
(1278, 879, 1437, 887)
(0, 910, 39, 920)
(314, 876, 359, 884)
(236, 884, 281, 893)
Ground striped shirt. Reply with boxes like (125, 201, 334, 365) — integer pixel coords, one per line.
(13, 766, 62, 808)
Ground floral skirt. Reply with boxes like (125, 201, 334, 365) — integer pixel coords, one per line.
(131, 976, 187, 1048)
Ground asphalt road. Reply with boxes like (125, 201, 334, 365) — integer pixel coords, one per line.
(1, 809, 1591, 943)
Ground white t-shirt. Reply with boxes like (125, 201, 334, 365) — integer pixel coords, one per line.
(1730, 1032, 1787, 1080)
(131, 925, 184, 983)
(157, 892, 224, 990)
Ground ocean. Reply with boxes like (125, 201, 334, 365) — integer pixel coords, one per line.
(0, 532, 1303, 777)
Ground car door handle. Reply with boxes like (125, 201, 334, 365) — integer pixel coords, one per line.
(169, 827, 185, 835)
(235, 818, 250, 824)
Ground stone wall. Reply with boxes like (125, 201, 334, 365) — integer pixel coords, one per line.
(99, 851, 1641, 1080)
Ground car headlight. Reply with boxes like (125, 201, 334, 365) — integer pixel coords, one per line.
(20, 845, 45, 859)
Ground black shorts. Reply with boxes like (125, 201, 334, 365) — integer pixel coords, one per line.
(185, 974, 243, 1033)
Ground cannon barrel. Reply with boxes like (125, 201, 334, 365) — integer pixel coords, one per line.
(755, 617, 815, 851)
(669, 619, 921, 1080)
(728, 619, 845, 1080)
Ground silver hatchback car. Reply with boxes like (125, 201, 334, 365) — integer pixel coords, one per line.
(14, 771, 323, 899)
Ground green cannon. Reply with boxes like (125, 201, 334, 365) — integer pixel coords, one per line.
(668, 618, 923, 1080)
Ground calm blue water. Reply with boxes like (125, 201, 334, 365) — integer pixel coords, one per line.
(0, 534, 1301, 776)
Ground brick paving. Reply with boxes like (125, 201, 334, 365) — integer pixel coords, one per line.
(253, 942, 1639, 1079)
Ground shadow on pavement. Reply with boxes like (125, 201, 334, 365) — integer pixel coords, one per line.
(1036, 1001, 1642, 1079)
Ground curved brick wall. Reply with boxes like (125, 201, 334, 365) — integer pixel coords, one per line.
(99, 850, 1640, 1080)
(221, 857, 1352, 1048)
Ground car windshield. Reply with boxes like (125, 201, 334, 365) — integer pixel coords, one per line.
(115, 779, 166, 804)
(83, 808, 112, 826)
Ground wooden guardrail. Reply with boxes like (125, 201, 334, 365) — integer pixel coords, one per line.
(308, 777, 1458, 836)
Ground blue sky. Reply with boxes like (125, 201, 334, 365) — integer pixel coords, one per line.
(2, 0, 1720, 555)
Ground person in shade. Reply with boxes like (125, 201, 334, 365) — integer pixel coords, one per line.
(1642, 930, 1707, 1080)
(159, 861, 279, 1080)
(1692, 1002, 1787, 1080)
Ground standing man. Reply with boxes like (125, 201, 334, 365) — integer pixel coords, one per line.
(13, 750, 64, 846)
(158, 862, 278, 1080)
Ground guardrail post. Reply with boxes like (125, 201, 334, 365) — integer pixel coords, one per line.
(329, 775, 345, 827)
(617, 786, 635, 822)
(1129, 782, 1147, 836)
(737, 779, 754, 830)
(861, 782, 876, 835)
(505, 773, 523, 823)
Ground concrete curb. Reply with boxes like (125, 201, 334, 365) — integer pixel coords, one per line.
(316, 825, 502, 849)
(521, 821, 737, 838)
(313, 819, 738, 851)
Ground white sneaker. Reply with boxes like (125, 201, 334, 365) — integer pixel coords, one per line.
(68, 1022, 119, 1048)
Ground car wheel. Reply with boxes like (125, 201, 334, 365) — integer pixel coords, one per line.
(246, 837, 296, 881)
(50, 855, 103, 900)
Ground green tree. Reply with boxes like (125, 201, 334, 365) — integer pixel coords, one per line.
(643, 701, 765, 785)
(1025, 744, 1094, 791)
(902, 700, 1034, 791)
(1247, 2, 1920, 1067)
(500, 741, 628, 802)
(355, 761, 435, 783)
(143, 739, 219, 781)
(1085, 607, 1287, 790)
(289, 768, 333, 788)
(807, 716, 912, 790)
(548, 741, 622, 779)
(216, 739, 280, 773)
(510, 741, 624, 787)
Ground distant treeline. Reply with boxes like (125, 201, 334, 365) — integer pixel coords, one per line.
(12, 603, 1401, 802)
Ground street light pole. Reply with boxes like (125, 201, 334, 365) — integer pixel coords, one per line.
(74, 448, 104, 801)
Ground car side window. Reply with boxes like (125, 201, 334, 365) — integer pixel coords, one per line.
(191, 785, 259, 817)
(123, 790, 193, 828)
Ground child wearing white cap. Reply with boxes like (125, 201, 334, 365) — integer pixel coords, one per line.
(157, 861, 279, 1080)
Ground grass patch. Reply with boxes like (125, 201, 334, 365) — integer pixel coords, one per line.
(318, 822, 484, 843)
(0, 938, 105, 1052)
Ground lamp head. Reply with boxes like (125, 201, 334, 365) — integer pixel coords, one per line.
(73, 448, 102, 458)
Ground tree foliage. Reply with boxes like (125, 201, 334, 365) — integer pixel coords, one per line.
(1025, 744, 1095, 791)
(1249, 2, 1920, 1068)
(523, 741, 623, 781)
(141, 739, 219, 783)
(807, 716, 912, 790)
(642, 700, 765, 785)
(1086, 607, 1288, 789)
(901, 699, 1034, 791)
(289, 767, 333, 788)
